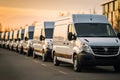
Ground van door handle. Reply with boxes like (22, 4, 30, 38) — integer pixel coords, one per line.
(63, 43, 69, 45)
(66, 43, 69, 45)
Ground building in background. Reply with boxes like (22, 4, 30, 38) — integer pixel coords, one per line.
(102, 0, 120, 32)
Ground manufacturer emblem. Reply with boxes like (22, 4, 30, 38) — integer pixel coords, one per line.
(104, 48, 108, 52)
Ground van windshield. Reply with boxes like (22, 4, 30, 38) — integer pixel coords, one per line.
(28, 32, 34, 39)
(75, 23, 116, 37)
(45, 28, 53, 38)
(21, 34, 24, 40)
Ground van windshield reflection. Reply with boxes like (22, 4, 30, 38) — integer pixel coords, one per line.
(75, 23, 116, 37)
(29, 32, 34, 39)
(45, 28, 53, 38)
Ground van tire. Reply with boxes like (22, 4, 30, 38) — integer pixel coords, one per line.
(11, 46, 13, 50)
(42, 53, 47, 62)
(73, 55, 81, 72)
(33, 51, 37, 59)
(16, 46, 19, 53)
(53, 55, 60, 66)
(114, 65, 120, 72)
(19, 47, 23, 54)
(27, 49, 33, 56)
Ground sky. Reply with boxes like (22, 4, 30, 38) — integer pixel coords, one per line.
(0, 0, 110, 31)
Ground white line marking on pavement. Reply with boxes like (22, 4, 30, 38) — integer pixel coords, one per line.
(41, 63, 47, 67)
(34, 60, 39, 63)
(59, 70, 67, 75)
(25, 57, 28, 59)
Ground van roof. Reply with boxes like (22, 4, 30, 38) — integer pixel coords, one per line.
(72, 14, 109, 24)
(35, 21, 54, 29)
(44, 21, 54, 28)
(56, 14, 109, 24)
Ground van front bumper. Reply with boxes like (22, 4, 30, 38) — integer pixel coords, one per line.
(77, 52, 120, 66)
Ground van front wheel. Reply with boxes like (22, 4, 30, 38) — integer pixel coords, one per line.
(53, 55, 60, 66)
(114, 65, 120, 72)
(42, 53, 47, 62)
(27, 49, 33, 56)
(19, 47, 23, 54)
(33, 51, 37, 59)
(73, 55, 81, 72)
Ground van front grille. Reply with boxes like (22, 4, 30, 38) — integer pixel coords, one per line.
(91, 46, 119, 55)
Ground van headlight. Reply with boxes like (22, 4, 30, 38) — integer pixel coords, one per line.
(45, 41, 53, 49)
(82, 43, 92, 53)
(27, 40, 33, 48)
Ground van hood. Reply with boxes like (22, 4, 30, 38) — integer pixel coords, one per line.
(78, 37, 120, 46)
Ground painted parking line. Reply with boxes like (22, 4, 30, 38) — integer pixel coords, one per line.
(34, 60, 39, 63)
(41, 63, 47, 67)
(59, 70, 67, 75)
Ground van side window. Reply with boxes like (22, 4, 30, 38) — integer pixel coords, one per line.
(68, 24, 76, 40)
(68, 24, 75, 34)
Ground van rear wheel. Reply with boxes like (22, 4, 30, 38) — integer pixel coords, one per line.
(53, 55, 60, 66)
(27, 48, 33, 56)
(42, 53, 47, 62)
(73, 55, 81, 72)
(114, 65, 120, 72)
(33, 51, 37, 59)
(19, 47, 23, 54)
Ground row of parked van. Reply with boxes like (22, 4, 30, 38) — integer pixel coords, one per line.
(0, 14, 120, 72)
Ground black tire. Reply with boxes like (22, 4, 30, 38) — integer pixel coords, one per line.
(16, 46, 19, 53)
(27, 49, 33, 56)
(73, 55, 81, 72)
(7, 45, 9, 50)
(11, 46, 13, 50)
(42, 53, 47, 62)
(114, 65, 120, 72)
(33, 51, 37, 59)
(19, 47, 23, 54)
(53, 55, 60, 66)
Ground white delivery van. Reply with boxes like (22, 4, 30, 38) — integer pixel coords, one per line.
(12, 30, 19, 51)
(1, 32, 6, 48)
(9, 31, 14, 50)
(21, 25, 34, 56)
(5, 31, 10, 49)
(0, 32, 1, 47)
(52, 14, 120, 72)
(18, 28, 25, 53)
(33, 21, 54, 61)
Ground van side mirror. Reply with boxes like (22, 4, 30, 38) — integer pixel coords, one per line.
(117, 33, 120, 39)
(40, 35, 45, 41)
(68, 32, 73, 41)
(68, 32, 77, 41)
(72, 34, 77, 40)
(25, 37, 28, 41)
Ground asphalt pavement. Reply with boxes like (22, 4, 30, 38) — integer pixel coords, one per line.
(0, 48, 120, 80)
